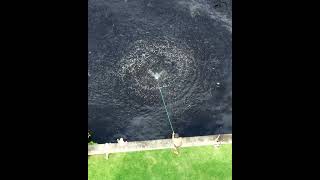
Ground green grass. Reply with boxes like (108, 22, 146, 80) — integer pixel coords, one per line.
(88, 141, 97, 145)
(88, 144, 232, 180)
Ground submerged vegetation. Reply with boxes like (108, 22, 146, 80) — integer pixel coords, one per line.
(88, 131, 96, 145)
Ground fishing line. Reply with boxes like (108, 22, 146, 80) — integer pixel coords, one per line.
(158, 82, 174, 133)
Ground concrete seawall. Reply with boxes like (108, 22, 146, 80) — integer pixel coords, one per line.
(88, 134, 232, 156)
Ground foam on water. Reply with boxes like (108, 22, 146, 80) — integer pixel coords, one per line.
(118, 37, 198, 106)
(149, 70, 163, 80)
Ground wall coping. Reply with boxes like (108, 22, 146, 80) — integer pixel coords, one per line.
(88, 134, 232, 156)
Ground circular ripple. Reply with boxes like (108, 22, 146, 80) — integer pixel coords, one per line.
(118, 37, 198, 106)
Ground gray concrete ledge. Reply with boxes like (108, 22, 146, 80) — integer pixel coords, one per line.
(88, 134, 232, 156)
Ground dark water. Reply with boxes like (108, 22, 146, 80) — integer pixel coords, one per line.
(88, 0, 232, 143)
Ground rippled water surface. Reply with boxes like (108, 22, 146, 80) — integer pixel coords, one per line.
(88, 0, 232, 143)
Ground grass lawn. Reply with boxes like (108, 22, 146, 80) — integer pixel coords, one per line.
(88, 144, 232, 180)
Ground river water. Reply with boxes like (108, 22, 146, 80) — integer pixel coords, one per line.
(88, 0, 232, 143)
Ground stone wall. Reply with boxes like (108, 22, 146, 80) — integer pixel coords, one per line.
(88, 134, 232, 156)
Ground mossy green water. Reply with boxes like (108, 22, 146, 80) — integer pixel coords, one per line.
(88, 144, 232, 180)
